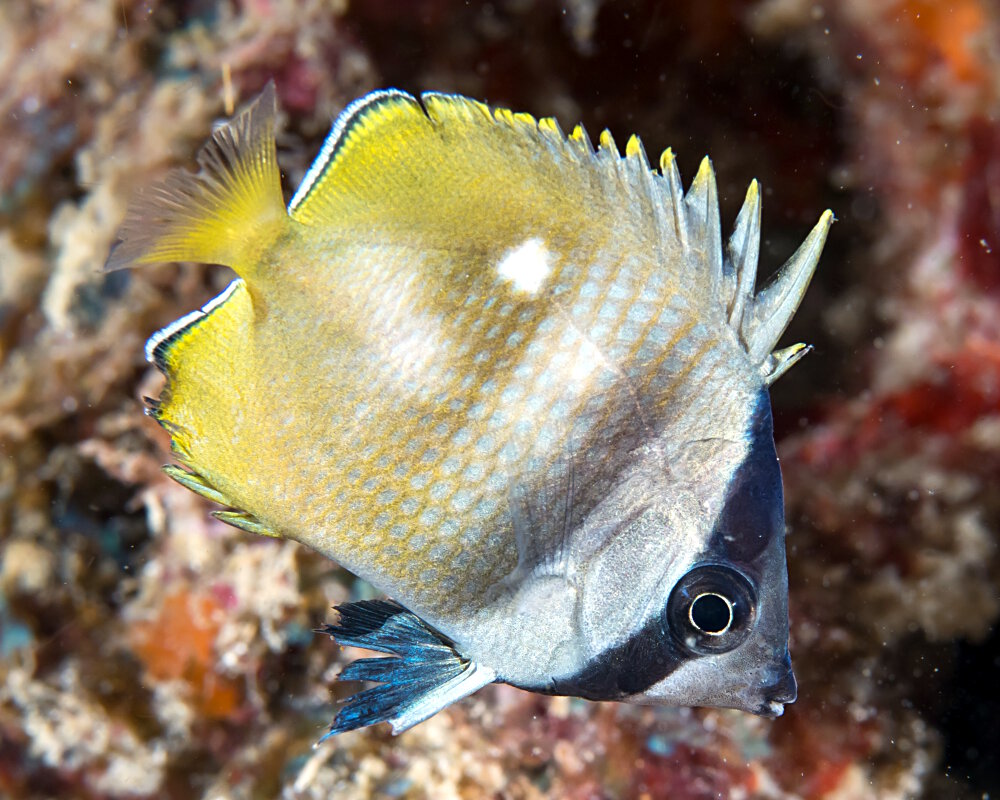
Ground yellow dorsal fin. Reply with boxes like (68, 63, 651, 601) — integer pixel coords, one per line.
(106, 82, 286, 278)
(284, 90, 670, 254)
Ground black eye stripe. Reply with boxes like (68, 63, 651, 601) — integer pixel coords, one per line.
(543, 609, 687, 700)
(709, 390, 784, 563)
(540, 566, 760, 701)
(535, 393, 778, 702)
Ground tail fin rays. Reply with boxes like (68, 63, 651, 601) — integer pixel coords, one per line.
(106, 82, 286, 276)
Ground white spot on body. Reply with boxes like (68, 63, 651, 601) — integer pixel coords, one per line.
(497, 238, 552, 294)
(571, 337, 603, 383)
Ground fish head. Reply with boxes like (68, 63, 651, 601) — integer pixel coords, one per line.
(555, 388, 795, 717)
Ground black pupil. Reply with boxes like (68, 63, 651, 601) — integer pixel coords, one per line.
(690, 593, 731, 633)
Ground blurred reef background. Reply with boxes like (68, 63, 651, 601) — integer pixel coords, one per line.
(1, 0, 999, 798)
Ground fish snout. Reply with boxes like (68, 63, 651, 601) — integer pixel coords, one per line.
(756, 657, 797, 717)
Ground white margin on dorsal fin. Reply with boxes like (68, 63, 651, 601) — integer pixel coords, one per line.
(727, 179, 762, 332)
(684, 157, 723, 303)
(742, 209, 834, 364)
(288, 89, 416, 214)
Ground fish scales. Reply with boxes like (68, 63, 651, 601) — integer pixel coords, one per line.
(161, 148, 728, 615)
(208, 238, 737, 618)
(111, 84, 833, 735)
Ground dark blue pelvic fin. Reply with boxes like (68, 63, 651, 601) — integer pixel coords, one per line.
(317, 600, 496, 738)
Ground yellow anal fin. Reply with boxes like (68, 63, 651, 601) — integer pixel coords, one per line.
(144, 277, 245, 374)
(212, 509, 279, 538)
(163, 464, 230, 505)
(147, 278, 255, 509)
(106, 82, 287, 278)
(164, 466, 278, 538)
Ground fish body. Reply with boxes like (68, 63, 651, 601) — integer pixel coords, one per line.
(110, 84, 832, 734)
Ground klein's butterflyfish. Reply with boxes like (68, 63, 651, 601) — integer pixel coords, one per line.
(109, 83, 832, 736)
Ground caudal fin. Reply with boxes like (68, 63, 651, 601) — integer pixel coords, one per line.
(106, 82, 286, 275)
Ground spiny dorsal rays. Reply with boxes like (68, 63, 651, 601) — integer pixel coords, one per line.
(598, 124, 832, 386)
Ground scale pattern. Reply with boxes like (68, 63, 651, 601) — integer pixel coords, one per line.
(118, 87, 830, 632)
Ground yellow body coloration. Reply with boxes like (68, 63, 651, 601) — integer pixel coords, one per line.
(111, 84, 832, 684)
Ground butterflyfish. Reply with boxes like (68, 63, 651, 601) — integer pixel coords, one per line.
(109, 83, 832, 736)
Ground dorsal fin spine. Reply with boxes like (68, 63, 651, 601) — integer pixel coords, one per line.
(598, 129, 620, 157)
(684, 157, 723, 304)
(625, 134, 645, 163)
(743, 209, 834, 364)
(728, 180, 761, 331)
(513, 110, 537, 128)
(762, 343, 812, 385)
(659, 148, 687, 247)
(569, 124, 595, 158)
(538, 117, 562, 140)
(702, 159, 724, 304)
(268, 87, 832, 384)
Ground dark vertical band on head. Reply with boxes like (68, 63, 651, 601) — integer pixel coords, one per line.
(542, 611, 688, 700)
(708, 389, 784, 564)
(530, 391, 783, 702)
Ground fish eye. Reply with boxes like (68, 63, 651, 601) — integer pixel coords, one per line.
(689, 592, 732, 635)
(667, 565, 757, 656)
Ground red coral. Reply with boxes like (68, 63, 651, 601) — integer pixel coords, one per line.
(131, 590, 243, 720)
(628, 744, 753, 800)
(957, 120, 1000, 293)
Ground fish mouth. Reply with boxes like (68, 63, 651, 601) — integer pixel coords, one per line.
(756, 665, 798, 717)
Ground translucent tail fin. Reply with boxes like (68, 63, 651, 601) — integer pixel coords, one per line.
(106, 82, 286, 276)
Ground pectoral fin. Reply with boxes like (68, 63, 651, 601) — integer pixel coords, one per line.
(317, 600, 496, 736)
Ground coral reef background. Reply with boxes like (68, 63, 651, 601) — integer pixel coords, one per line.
(1, 0, 998, 797)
